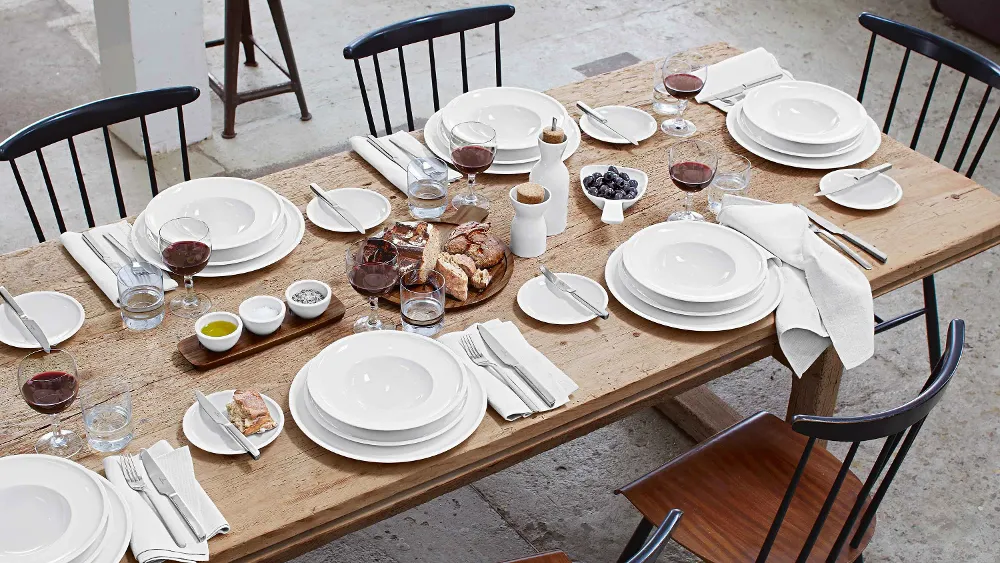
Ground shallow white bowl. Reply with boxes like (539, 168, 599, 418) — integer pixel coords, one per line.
(285, 280, 331, 319)
(742, 81, 868, 145)
(238, 296, 286, 336)
(195, 311, 243, 352)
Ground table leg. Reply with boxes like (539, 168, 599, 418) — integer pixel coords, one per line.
(655, 386, 742, 443)
(786, 346, 844, 420)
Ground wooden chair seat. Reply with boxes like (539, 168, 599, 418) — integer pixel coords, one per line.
(617, 412, 874, 562)
(500, 551, 572, 563)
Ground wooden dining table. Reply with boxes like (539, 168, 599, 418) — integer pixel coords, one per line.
(2, 42, 1000, 563)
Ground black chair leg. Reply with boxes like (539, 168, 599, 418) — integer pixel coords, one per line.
(923, 275, 942, 368)
(240, 0, 257, 67)
(267, 0, 311, 122)
(617, 518, 653, 563)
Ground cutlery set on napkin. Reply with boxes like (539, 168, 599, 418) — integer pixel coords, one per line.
(695, 47, 792, 112)
(350, 131, 461, 192)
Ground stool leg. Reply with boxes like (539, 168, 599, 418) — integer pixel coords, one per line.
(221, 0, 244, 138)
(266, 0, 311, 121)
(240, 0, 257, 67)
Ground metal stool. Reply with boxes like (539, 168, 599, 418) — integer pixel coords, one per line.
(206, 0, 311, 139)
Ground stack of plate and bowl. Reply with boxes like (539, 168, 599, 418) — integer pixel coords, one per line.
(727, 81, 881, 169)
(0, 455, 132, 563)
(423, 87, 581, 175)
(605, 222, 784, 332)
(289, 331, 487, 463)
(129, 177, 305, 277)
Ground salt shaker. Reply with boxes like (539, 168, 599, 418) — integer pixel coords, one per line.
(508, 184, 551, 258)
(529, 119, 569, 236)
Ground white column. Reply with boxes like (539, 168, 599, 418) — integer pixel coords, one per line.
(94, 0, 212, 155)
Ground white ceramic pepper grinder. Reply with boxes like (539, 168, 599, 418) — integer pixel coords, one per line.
(529, 118, 569, 235)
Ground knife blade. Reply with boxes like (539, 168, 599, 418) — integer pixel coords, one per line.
(795, 204, 888, 264)
(0, 286, 51, 352)
(140, 449, 208, 541)
(309, 183, 366, 233)
(539, 265, 609, 319)
(476, 325, 557, 408)
(575, 101, 639, 145)
(701, 72, 785, 103)
(195, 390, 261, 460)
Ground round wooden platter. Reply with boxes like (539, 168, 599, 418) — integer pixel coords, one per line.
(383, 241, 515, 310)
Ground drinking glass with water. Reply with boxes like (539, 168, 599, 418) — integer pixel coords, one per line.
(708, 154, 752, 215)
(407, 157, 449, 220)
(400, 269, 445, 336)
(652, 58, 683, 117)
(80, 378, 133, 452)
(117, 260, 165, 330)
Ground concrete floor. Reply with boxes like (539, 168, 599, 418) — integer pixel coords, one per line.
(2, 0, 999, 561)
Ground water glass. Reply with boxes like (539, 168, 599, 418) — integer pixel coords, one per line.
(400, 269, 445, 336)
(708, 154, 752, 216)
(652, 59, 682, 117)
(80, 378, 133, 452)
(407, 157, 449, 220)
(117, 260, 165, 330)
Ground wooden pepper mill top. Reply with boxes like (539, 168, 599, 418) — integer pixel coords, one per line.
(540, 117, 566, 144)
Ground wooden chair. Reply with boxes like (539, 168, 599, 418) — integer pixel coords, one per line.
(616, 320, 966, 562)
(342, 5, 516, 136)
(0, 87, 200, 244)
(499, 510, 683, 563)
(857, 12, 1000, 368)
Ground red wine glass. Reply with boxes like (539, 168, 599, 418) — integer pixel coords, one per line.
(448, 121, 497, 211)
(18, 349, 83, 457)
(660, 53, 707, 138)
(668, 139, 718, 222)
(158, 217, 212, 318)
(345, 238, 400, 333)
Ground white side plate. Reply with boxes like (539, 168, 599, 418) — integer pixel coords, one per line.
(306, 187, 392, 233)
(183, 390, 284, 455)
(0, 291, 84, 349)
(516, 273, 608, 325)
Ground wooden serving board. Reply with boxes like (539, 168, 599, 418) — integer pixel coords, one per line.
(384, 241, 514, 310)
(178, 295, 345, 369)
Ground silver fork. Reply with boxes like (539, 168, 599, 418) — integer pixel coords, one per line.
(121, 454, 189, 547)
(460, 334, 540, 412)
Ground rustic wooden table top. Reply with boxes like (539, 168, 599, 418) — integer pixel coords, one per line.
(2, 43, 999, 563)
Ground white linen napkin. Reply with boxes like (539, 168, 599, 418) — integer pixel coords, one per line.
(695, 47, 786, 108)
(718, 195, 874, 376)
(103, 441, 230, 563)
(60, 221, 177, 304)
(438, 319, 578, 420)
(350, 131, 460, 193)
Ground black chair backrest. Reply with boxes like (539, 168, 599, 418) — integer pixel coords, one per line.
(626, 509, 683, 563)
(857, 12, 1000, 178)
(756, 319, 965, 563)
(342, 5, 516, 136)
(0, 86, 200, 243)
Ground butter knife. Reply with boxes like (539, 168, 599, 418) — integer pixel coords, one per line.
(817, 163, 893, 196)
(477, 324, 557, 408)
(576, 101, 639, 145)
(365, 135, 407, 171)
(0, 286, 50, 352)
(701, 72, 785, 103)
(309, 183, 366, 233)
(795, 204, 888, 264)
(539, 265, 609, 319)
(194, 390, 261, 460)
(140, 449, 207, 541)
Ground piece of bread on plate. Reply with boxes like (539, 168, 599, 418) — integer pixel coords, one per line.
(470, 269, 492, 290)
(226, 390, 277, 436)
(435, 256, 468, 301)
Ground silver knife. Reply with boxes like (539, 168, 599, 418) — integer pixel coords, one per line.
(539, 265, 609, 319)
(817, 163, 893, 196)
(194, 390, 261, 460)
(140, 449, 208, 542)
(0, 286, 51, 352)
(385, 137, 421, 162)
(795, 204, 888, 264)
(701, 72, 785, 103)
(81, 232, 118, 273)
(575, 101, 639, 145)
(808, 225, 872, 270)
(477, 324, 557, 408)
(103, 233, 140, 265)
(309, 183, 366, 233)
(365, 135, 407, 171)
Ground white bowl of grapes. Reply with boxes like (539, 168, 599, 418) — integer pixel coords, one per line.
(580, 165, 648, 225)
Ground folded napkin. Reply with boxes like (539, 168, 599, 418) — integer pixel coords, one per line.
(718, 195, 874, 376)
(103, 441, 230, 563)
(695, 47, 786, 107)
(60, 221, 177, 304)
(438, 319, 578, 420)
(350, 131, 460, 193)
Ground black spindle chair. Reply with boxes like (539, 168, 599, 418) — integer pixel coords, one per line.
(342, 5, 516, 136)
(856, 12, 1000, 369)
(616, 320, 966, 562)
(0, 86, 201, 244)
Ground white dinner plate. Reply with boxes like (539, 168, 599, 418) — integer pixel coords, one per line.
(737, 106, 863, 158)
(516, 273, 609, 325)
(442, 87, 567, 150)
(85, 475, 131, 563)
(0, 291, 84, 349)
(579, 106, 658, 144)
(130, 194, 304, 278)
(307, 331, 467, 432)
(728, 103, 882, 170)
(290, 359, 487, 463)
(623, 222, 767, 303)
(306, 187, 392, 232)
(144, 177, 283, 250)
(819, 169, 903, 211)
(182, 390, 284, 455)
(742, 81, 868, 145)
(0, 455, 109, 563)
(607, 244, 783, 332)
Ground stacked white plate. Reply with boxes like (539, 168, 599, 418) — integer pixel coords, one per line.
(605, 222, 784, 331)
(425, 86, 581, 175)
(0, 455, 132, 563)
(129, 177, 305, 277)
(290, 331, 487, 463)
(727, 81, 882, 169)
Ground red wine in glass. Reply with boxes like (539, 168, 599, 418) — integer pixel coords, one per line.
(451, 145, 495, 175)
(663, 73, 705, 99)
(348, 264, 400, 297)
(21, 370, 78, 415)
(161, 240, 211, 276)
(670, 161, 716, 193)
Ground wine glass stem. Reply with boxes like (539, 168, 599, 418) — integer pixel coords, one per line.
(673, 99, 689, 128)
(366, 297, 381, 327)
(685, 192, 694, 213)
(49, 414, 66, 446)
(183, 276, 196, 305)
(466, 173, 477, 198)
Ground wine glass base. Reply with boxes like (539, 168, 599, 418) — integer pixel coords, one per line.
(662, 119, 697, 138)
(353, 316, 396, 333)
(668, 209, 706, 222)
(35, 429, 84, 458)
(451, 192, 490, 211)
(169, 293, 212, 318)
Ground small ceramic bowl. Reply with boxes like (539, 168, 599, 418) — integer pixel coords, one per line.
(238, 296, 286, 336)
(285, 280, 332, 319)
(580, 165, 648, 225)
(195, 311, 243, 353)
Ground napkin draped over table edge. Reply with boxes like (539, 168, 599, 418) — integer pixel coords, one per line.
(350, 131, 460, 193)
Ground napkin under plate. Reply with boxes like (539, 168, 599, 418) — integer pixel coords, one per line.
(351, 131, 460, 193)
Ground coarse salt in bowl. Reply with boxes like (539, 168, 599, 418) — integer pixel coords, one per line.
(285, 280, 332, 319)
(239, 295, 286, 336)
